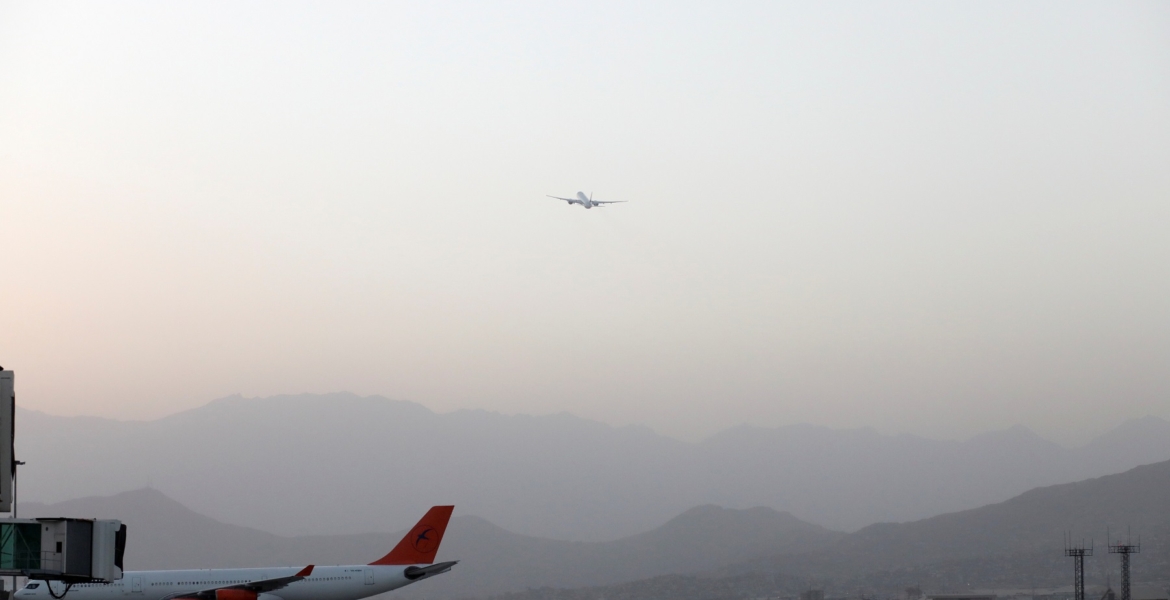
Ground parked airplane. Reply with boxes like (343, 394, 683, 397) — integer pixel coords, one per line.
(17, 506, 456, 600)
(546, 191, 625, 209)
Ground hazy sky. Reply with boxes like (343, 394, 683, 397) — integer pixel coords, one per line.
(1, 2, 1167, 443)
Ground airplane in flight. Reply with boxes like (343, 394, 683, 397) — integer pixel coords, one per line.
(17, 506, 456, 600)
(546, 191, 626, 209)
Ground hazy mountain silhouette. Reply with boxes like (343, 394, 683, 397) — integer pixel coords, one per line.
(721, 459, 1170, 589)
(15, 393, 1170, 540)
(20, 489, 288, 569)
(488, 460, 1170, 600)
(19, 490, 840, 598)
(20, 461, 1170, 599)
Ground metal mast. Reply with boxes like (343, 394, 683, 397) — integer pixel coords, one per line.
(1065, 535, 1094, 600)
(1109, 536, 1140, 600)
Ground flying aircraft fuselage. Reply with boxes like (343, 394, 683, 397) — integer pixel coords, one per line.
(545, 191, 626, 209)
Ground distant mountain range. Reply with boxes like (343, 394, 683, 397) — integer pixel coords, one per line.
(15, 393, 1170, 540)
(492, 461, 1170, 600)
(19, 460, 1170, 600)
(730, 459, 1170, 587)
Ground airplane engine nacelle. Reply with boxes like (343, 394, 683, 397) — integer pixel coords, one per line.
(215, 589, 258, 600)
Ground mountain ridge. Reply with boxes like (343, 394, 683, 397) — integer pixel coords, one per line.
(14, 393, 1170, 541)
(20, 460, 1170, 599)
(722, 459, 1170, 585)
(487, 460, 1170, 600)
(21, 394, 1164, 451)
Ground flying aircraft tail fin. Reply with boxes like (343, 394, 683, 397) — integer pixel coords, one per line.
(369, 505, 455, 565)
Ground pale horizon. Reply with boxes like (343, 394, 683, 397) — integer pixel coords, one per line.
(2, 2, 1168, 447)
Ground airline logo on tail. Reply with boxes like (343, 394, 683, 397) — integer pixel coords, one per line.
(370, 505, 454, 565)
(411, 526, 438, 553)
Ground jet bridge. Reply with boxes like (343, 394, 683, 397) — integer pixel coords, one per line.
(0, 518, 126, 583)
(0, 372, 127, 585)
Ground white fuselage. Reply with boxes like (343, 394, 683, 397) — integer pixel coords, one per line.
(17, 565, 426, 600)
(574, 192, 595, 209)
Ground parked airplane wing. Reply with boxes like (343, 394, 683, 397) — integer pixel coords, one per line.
(238, 565, 315, 593)
(168, 565, 314, 600)
(403, 561, 458, 581)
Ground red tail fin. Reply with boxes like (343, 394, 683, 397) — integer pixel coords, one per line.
(370, 506, 454, 565)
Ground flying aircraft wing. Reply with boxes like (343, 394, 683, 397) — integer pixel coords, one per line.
(592, 200, 627, 204)
(546, 195, 576, 202)
(167, 566, 314, 600)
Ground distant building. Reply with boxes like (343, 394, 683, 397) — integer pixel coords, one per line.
(1132, 587, 1168, 600)
(927, 594, 996, 600)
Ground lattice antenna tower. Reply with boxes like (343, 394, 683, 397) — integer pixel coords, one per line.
(1065, 532, 1094, 600)
(1108, 527, 1140, 600)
